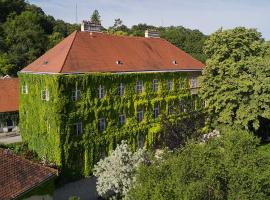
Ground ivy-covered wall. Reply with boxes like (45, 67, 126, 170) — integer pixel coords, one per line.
(19, 71, 203, 177)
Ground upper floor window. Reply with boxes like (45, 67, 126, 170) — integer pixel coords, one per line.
(98, 85, 105, 99)
(153, 79, 158, 92)
(191, 77, 197, 88)
(72, 89, 81, 101)
(73, 122, 83, 136)
(137, 110, 144, 122)
(22, 85, 28, 94)
(118, 83, 125, 96)
(98, 118, 106, 132)
(154, 106, 159, 119)
(136, 81, 143, 94)
(119, 114, 126, 125)
(168, 80, 173, 91)
(41, 89, 49, 101)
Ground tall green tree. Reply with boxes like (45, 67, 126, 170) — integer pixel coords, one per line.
(90, 9, 101, 24)
(3, 11, 47, 74)
(200, 27, 270, 136)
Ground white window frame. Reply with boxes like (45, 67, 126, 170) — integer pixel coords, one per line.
(22, 84, 28, 94)
(74, 122, 83, 136)
(41, 89, 49, 101)
(154, 106, 159, 119)
(72, 88, 81, 101)
(153, 79, 158, 92)
(136, 81, 143, 94)
(168, 80, 173, 91)
(119, 114, 126, 125)
(119, 83, 125, 96)
(191, 77, 197, 88)
(98, 85, 105, 99)
(98, 118, 106, 132)
(137, 110, 144, 122)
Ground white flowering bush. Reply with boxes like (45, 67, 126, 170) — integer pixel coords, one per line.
(93, 140, 145, 199)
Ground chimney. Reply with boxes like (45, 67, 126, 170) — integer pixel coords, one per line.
(81, 20, 102, 32)
(145, 30, 160, 38)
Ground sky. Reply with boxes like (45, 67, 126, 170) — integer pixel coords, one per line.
(29, 0, 270, 39)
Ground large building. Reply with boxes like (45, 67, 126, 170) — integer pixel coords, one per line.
(0, 77, 19, 135)
(19, 23, 205, 176)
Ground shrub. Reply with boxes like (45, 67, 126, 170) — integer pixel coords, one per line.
(93, 140, 145, 199)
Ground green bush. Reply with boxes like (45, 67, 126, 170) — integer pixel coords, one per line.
(127, 127, 270, 200)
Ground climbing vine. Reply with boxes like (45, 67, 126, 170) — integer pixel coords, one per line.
(19, 71, 203, 177)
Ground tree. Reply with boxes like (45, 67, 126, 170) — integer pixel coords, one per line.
(0, 53, 14, 75)
(200, 27, 270, 137)
(127, 127, 270, 200)
(93, 140, 144, 199)
(90, 9, 101, 24)
(3, 11, 47, 74)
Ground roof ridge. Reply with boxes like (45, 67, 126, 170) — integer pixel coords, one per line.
(59, 31, 78, 73)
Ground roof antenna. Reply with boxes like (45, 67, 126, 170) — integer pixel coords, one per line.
(75, 2, 78, 24)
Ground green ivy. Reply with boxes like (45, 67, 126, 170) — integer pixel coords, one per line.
(19, 71, 203, 177)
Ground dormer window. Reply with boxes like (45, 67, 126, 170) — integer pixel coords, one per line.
(22, 84, 28, 94)
(116, 60, 123, 65)
(98, 85, 105, 99)
(172, 60, 177, 65)
(41, 88, 49, 101)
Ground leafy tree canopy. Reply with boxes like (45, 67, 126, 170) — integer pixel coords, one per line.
(90, 9, 101, 24)
(127, 127, 270, 200)
(200, 27, 270, 136)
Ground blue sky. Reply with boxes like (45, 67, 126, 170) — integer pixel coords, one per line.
(29, 0, 270, 39)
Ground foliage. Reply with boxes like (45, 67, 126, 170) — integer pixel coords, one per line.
(127, 127, 270, 200)
(156, 112, 205, 149)
(94, 140, 144, 199)
(0, 0, 79, 76)
(200, 27, 270, 136)
(90, 9, 101, 24)
(19, 71, 203, 177)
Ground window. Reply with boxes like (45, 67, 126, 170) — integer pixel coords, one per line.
(119, 114, 126, 125)
(41, 89, 49, 101)
(73, 122, 83, 136)
(168, 103, 174, 115)
(47, 122, 51, 133)
(136, 81, 143, 94)
(98, 118, 106, 132)
(98, 85, 105, 99)
(180, 100, 185, 113)
(137, 110, 143, 122)
(153, 79, 158, 92)
(191, 100, 196, 110)
(118, 83, 125, 96)
(22, 85, 28, 94)
(72, 89, 81, 101)
(154, 106, 159, 119)
(191, 77, 197, 88)
(168, 80, 173, 91)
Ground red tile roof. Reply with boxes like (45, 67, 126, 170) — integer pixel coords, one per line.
(0, 78, 19, 113)
(0, 148, 57, 200)
(21, 31, 205, 73)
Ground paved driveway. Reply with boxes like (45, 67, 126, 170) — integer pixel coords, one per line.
(54, 176, 99, 200)
(0, 135, 22, 144)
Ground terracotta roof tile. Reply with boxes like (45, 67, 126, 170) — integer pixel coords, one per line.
(21, 31, 205, 74)
(0, 148, 57, 200)
(0, 78, 19, 113)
